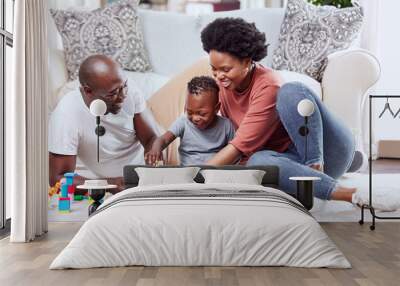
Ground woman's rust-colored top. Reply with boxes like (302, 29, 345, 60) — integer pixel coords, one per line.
(219, 64, 292, 162)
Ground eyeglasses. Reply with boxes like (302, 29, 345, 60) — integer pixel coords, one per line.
(82, 80, 128, 100)
(104, 80, 128, 101)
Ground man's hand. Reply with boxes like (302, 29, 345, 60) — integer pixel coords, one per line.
(108, 177, 125, 194)
(49, 152, 81, 186)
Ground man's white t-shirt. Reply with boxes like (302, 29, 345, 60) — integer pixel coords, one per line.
(48, 80, 146, 178)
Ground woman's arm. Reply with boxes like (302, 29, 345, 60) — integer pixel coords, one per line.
(208, 85, 282, 165)
(206, 144, 241, 166)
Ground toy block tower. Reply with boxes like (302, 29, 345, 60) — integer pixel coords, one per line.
(58, 172, 76, 213)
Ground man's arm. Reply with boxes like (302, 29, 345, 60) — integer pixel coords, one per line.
(49, 152, 124, 193)
(134, 112, 158, 152)
(49, 152, 85, 187)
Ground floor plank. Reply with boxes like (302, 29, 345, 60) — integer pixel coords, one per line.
(1, 222, 399, 286)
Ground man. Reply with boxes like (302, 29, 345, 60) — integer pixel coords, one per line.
(49, 54, 158, 192)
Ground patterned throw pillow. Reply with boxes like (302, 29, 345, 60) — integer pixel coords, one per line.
(272, 0, 363, 81)
(50, 0, 151, 81)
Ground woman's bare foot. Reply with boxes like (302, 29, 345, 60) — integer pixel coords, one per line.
(330, 186, 357, 202)
(330, 186, 397, 211)
(309, 163, 323, 172)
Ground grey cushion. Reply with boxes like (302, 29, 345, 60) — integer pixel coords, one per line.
(123, 165, 280, 189)
(272, 0, 363, 81)
(200, 169, 266, 185)
(135, 167, 201, 186)
(50, 0, 151, 81)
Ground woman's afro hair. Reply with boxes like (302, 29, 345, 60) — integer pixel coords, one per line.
(201, 17, 268, 62)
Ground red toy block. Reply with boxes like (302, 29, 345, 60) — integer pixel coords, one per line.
(68, 185, 75, 194)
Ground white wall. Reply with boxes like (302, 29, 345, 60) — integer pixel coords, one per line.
(47, 0, 101, 9)
(240, 0, 283, 9)
(374, 0, 400, 141)
(265, 0, 284, 7)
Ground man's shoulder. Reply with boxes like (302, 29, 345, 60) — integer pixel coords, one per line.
(120, 79, 146, 115)
(49, 90, 88, 129)
(54, 90, 83, 112)
(127, 78, 148, 104)
(52, 90, 85, 116)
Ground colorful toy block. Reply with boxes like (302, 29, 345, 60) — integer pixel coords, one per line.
(73, 195, 84, 201)
(68, 185, 75, 200)
(60, 183, 68, 198)
(68, 185, 75, 194)
(58, 197, 71, 212)
(57, 173, 76, 213)
(48, 181, 62, 209)
(64, 172, 76, 185)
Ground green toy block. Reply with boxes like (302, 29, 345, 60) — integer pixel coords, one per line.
(74, 195, 84, 201)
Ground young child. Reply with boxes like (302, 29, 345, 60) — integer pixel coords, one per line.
(145, 76, 236, 166)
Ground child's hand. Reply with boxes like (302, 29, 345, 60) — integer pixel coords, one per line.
(144, 132, 175, 166)
(145, 148, 163, 166)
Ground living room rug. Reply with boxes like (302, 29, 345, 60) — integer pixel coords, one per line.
(313, 173, 400, 221)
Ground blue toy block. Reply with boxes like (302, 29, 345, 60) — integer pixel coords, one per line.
(60, 183, 68, 198)
(64, 172, 76, 186)
(58, 197, 70, 212)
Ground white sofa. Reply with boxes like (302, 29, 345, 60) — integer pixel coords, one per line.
(48, 7, 381, 219)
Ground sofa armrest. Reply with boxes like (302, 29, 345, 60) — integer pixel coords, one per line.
(321, 49, 381, 148)
(48, 48, 68, 112)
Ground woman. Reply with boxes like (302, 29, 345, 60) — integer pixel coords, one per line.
(200, 17, 359, 203)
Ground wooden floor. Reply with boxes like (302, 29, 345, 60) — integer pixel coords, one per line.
(1, 222, 399, 286)
(1, 159, 399, 285)
(369, 158, 400, 174)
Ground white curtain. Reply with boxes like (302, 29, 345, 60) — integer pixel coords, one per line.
(359, 0, 381, 157)
(7, 0, 49, 242)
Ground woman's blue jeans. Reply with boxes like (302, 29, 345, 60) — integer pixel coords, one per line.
(246, 82, 355, 200)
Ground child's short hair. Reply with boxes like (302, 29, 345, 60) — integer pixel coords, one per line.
(187, 76, 219, 104)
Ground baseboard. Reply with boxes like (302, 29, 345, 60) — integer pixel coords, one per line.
(377, 140, 400, 158)
(0, 218, 11, 239)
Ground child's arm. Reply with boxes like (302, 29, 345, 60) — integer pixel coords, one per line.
(145, 115, 184, 165)
(145, 131, 176, 166)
